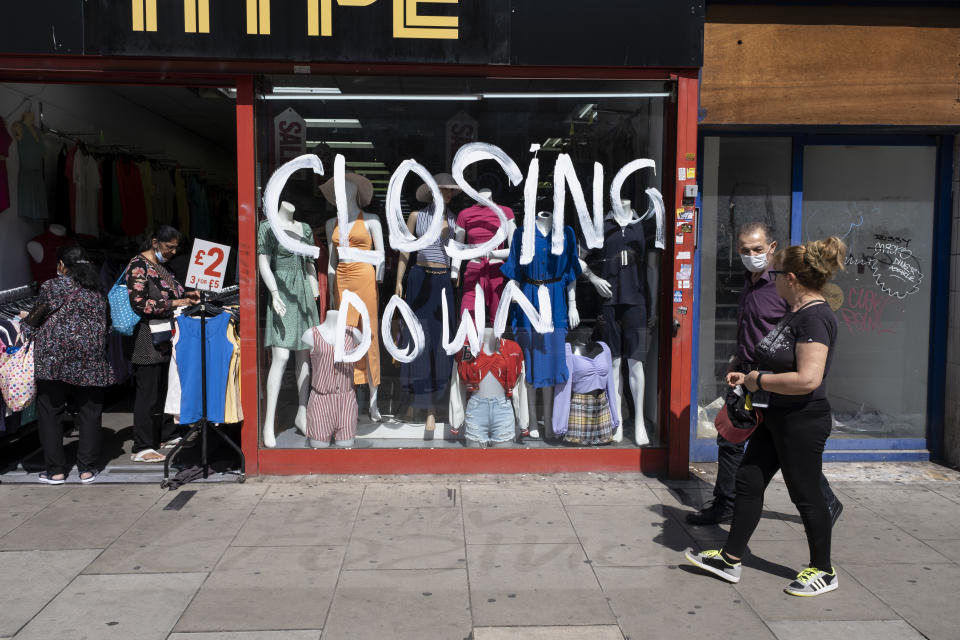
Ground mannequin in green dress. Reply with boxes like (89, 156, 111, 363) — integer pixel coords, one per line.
(258, 200, 321, 448)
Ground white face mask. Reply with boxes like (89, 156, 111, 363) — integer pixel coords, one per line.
(154, 246, 168, 263)
(741, 253, 769, 273)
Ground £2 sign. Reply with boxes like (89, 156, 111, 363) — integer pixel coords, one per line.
(186, 239, 231, 293)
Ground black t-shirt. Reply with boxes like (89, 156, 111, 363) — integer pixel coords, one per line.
(754, 301, 837, 408)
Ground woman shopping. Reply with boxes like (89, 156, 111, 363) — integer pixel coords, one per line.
(24, 246, 116, 484)
(685, 236, 846, 597)
(126, 226, 199, 462)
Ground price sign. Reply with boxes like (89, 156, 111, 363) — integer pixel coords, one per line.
(186, 239, 231, 293)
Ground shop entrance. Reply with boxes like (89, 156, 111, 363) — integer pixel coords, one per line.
(0, 81, 242, 482)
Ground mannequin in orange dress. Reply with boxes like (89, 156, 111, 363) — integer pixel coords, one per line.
(323, 175, 385, 422)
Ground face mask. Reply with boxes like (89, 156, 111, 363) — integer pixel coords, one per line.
(741, 253, 768, 273)
(154, 247, 167, 263)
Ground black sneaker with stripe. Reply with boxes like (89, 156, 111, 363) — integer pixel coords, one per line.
(683, 548, 742, 583)
(784, 567, 838, 596)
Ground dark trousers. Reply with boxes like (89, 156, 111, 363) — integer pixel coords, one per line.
(36, 379, 103, 476)
(724, 400, 834, 570)
(715, 433, 838, 509)
(133, 362, 177, 452)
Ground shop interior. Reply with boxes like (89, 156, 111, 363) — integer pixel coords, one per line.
(257, 75, 671, 452)
(0, 82, 240, 481)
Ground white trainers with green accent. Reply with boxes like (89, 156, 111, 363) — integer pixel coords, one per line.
(784, 567, 838, 596)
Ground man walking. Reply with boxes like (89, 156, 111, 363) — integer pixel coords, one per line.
(687, 222, 842, 525)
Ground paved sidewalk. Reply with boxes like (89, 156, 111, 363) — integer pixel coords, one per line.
(1, 462, 959, 639)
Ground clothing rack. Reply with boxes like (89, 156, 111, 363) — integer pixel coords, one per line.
(0, 283, 38, 322)
(0, 283, 36, 305)
(163, 292, 245, 487)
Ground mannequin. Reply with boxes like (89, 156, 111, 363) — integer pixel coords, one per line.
(12, 110, 48, 220)
(452, 187, 517, 321)
(258, 200, 321, 448)
(499, 210, 581, 440)
(552, 330, 620, 446)
(324, 178, 386, 421)
(449, 327, 528, 447)
(301, 311, 362, 448)
(393, 173, 459, 435)
(582, 198, 659, 445)
(27, 224, 72, 284)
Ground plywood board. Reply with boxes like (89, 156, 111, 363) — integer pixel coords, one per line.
(701, 7, 960, 126)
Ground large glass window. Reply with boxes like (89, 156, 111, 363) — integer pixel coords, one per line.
(254, 75, 670, 450)
(802, 145, 936, 439)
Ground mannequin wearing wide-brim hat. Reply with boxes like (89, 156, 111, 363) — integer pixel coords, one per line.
(393, 173, 461, 436)
(322, 172, 386, 422)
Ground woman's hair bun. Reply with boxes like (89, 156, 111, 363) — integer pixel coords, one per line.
(804, 236, 846, 280)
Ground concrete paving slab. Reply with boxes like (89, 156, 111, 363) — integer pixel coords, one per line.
(466, 543, 614, 627)
(472, 625, 624, 639)
(844, 561, 960, 640)
(13, 572, 205, 640)
(555, 483, 658, 506)
(566, 505, 697, 566)
(841, 486, 960, 540)
(919, 538, 960, 560)
(463, 485, 577, 545)
(729, 541, 899, 622)
(0, 485, 163, 550)
(232, 485, 362, 547)
(85, 506, 254, 574)
(0, 485, 72, 537)
(597, 565, 775, 640)
(827, 502, 952, 565)
(361, 482, 459, 508)
(322, 569, 470, 640)
(768, 620, 926, 640)
(174, 546, 343, 632)
(344, 505, 465, 570)
(0, 549, 100, 637)
(168, 632, 321, 640)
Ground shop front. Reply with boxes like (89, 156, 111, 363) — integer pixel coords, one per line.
(0, 1, 704, 478)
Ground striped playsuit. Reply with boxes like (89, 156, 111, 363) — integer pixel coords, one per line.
(306, 328, 358, 443)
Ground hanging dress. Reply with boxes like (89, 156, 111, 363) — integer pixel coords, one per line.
(16, 125, 48, 220)
(332, 212, 380, 386)
(257, 219, 321, 350)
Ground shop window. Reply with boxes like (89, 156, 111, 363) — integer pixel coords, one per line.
(254, 75, 670, 450)
(802, 145, 936, 439)
(696, 136, 793, 443)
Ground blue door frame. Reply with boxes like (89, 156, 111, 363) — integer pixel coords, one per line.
(690, 131, 952, 463)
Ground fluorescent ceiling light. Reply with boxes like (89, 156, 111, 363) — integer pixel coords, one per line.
(576, 103, 596, 120)
(306, 141, 374, 149)
(263, 94, 481, 101)
(369, 179, 390, 184)
(353, 169, 390, 175)
(481, 92, 671, 99)
(305, 118, 362, 128)
(271, 86, 341, 94)
(347, 161, 387, 168)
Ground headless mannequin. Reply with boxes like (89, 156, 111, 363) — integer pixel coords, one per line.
(258, 201, 320, 449)
(301, 310, 361, 448)
(451, 188, 517, 282)
(584, 198, 656, 445)
(527, 210, 580, 440)
(324, 181, 386, 422)
(393, 186, 458, 433)
(463, 328, 515, 448)
(26, 223, 67, 264)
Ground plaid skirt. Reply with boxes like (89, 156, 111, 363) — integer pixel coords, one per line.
(563, 390, 614, 445)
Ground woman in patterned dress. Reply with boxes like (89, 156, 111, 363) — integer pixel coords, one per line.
(125, 226, 199, 462)
(24, 246, 116, 483)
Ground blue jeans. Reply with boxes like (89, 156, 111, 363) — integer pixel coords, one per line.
(465, 396, 515, 446)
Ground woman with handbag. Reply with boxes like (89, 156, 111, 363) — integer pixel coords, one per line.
(22, 246, 116, 484)
(125, 226, 199, 463)
(685, 236, 846, 597)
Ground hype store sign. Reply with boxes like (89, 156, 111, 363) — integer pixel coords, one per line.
(263, 143, 664, 364)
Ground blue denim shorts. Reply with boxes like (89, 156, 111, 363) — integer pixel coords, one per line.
(465, 396, 515, 445)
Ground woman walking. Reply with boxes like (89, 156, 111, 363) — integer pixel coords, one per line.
(25, 246, 116, 484)
(685, 236, 846, 597)
(126, 226, 198, 462)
